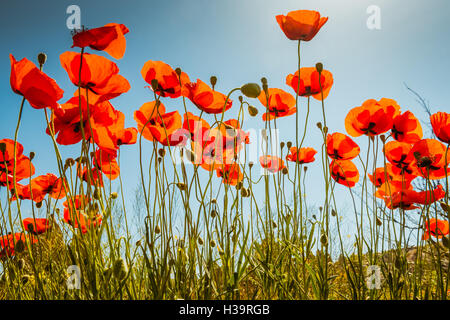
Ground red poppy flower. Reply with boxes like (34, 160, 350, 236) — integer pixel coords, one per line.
(391, 111, 422, 144)
(326, 132, 360, 160)
(258, 88, 296, 121)
(0, 139, 35, 187)
(0, 233, 37, 258)
(260, 155, 286, 173)
(383, 141, 417, 177)
(375, 178, 413, 200)
(286, 67, 333, 101)
(368, 163, 395, 188)
(60, 51, 130, 102)
(216, 163, 243, 186)
(182, 79, 232, 114)
(276, 10, 328, 41)
(134, 101, 166, 139)
(23, 218, 51, 235)
(9, 54, 64, 109)
(409, 139, 450, 180)
(286, 147, 317, 164)
(141, 60, 190, 98)
(16, 173, 67, 203)
(72, 23, 129, 59)
(423, 218, 450, 240)
(63, 195, 102, 233)
(345, 98, 401, 137)
(330, 160, 359, 187)
(48, 96, 91, 145)
(430, 112, 450, 144)
(384, 184, 445, 210)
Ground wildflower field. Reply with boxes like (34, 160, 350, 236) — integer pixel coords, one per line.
(1, 2, 450, 301)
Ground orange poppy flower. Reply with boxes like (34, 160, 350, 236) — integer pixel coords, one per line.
(48, 96, 91, 145)
(63, 195, 102, 233)
(0, 139, 35, 187)
(72, 23, 129, 59)
(286, 67, 333, 101)
(326, 132, 360, 160)
(276, 10, 328, 41)
(260, 155, 286, 173)
(383, 141, 417, 176)
(430, 112, 450, 144)
(141, 60, 190, 98)
(345, 98, 401, 137)
(384, 184, 445, 210)
(93, 149, 120, 180)
(258, 88, 296, 121)
(182, 79, 232, 114)
(286, 147, 317, 164)
(183, 112, 211, 143)
(409, 139, 450, 180)
(23, 218, 51, 235)
(391, 111, 422, 144)
(0, 233, 37, 258)
(134, 101, 166, 139)
(10, 54, 64, 109)
(60, 51, 130, 102)
(330, 160, 359, 188)
(216, 163, 243, 186)
(423, 218, 450, 240)
(368, 163, 395, 188)
(375, 178, 413, 200)
(15, 173, 67, 203)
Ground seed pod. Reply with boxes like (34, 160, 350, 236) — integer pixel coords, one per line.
(198, 237, 204, 245)
(175, 67, 182, 76)
(282, 167, 288, 175)
(249, 161, 254, 168)
(37, 53, 47, 66)
(210, 209, 217, 218)
(155, 225, 161, 234)
(320, 234, 328, 246)
(210, 240, 216, 247)
(210, 76, 217, 88)
(240, 83, 262, 99)
(111, 192, 118, 199)
(315, 62, 323, 73)
(29, 152, 35, 161)
(261, 77, 268, 85)
(331, 209, 337, 217)
(211, 198, 217, 204)
(158, 148, 166, 157)
(286, 141, 292, 149)
(280, 142, 285, 149)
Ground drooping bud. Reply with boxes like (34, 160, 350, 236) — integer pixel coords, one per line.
(316, 122, 323, 130)
(248, 105, 258, 117)
(376, 217, 382, 226)
(176, 182, 187, 191)
(238, 95, 243, 103)
(315, 62, 323, 73)
(158, 148, 166, 157)
(240, 83, 262, 99)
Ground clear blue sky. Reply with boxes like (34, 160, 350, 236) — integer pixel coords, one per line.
(1, 0, 450, 233)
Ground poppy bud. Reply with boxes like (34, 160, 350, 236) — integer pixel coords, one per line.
(241, 83, 262, 99)
(236, 181, 243, 190)
(315, 62, 323, 73)
(65, 158, 75, 167)
(440, 201, 450, 213)
(248, 105, 258, 117)
(36, 201, 43, 209)
(261, 77, 268, 85)
(280, 142, 285, 149)
(176, 182, 187, 191)
(238, 95, 243, 103)
(111, 192, 118, 199)
(272, 221, 277, 229)
(0, 143, 6, 154)
(175, 67, 182, 76)
(320, 234, 328, 246)
(282, 167, 288, 175)
(29, 152, 35, 161)
(323, 126, 328, 134)
(240, 187, 248, 197)
(210, 76, 217, 88)
(286, 141, 292, 149)
(198, 237, 204, 245)
(442, 236, 450, 249)
(249, 161, 254, 168)
(380, 135, 386, 143)
(304, 166, 308, 172)
(210, 240, 216, 247)
(316, 122, 323, 130)
(113, 259, 127, 280)
(158, 148, 166, 157)
(331, 209, 337, 217)
(136, 240, 141, 247)
(15, 239, 25, 253)
(155, 225, 161, 234)
(93, 188, 100, 200)
(38, 53, 47, 66)
(210, 209, 217, 218)
(151, 79, 159, 91)
(211, 198, 217, 204)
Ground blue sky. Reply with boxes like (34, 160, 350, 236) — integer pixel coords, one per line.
(1, 0, 450, 234)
